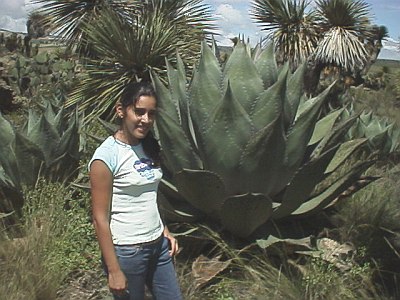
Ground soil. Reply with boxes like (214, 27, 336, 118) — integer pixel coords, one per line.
(56, 269, 153, 300)
(56, 269, 112, 300)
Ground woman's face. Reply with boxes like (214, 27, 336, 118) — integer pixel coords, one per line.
(117, 95, 157, 144)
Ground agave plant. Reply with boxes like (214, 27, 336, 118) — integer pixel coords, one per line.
(0, 95, 82, 216)
(152, 41, 377, 239)
(344, 109, 400, 154)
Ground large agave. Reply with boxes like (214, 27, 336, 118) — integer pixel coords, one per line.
(152, 41, 377, 239)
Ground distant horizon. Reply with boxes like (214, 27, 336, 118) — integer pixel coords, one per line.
(1, 25, 399, 61)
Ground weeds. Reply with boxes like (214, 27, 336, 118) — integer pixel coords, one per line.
(0, 180, 99, 299)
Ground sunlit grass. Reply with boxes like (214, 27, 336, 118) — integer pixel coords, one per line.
(0, 180, 99, 300)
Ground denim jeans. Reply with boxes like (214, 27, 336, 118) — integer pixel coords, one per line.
(107, 236, 182, 300)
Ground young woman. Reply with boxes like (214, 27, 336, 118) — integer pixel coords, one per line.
(89, 82, 182, 300)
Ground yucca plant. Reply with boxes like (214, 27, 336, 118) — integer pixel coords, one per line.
(152, 41, 379, 240)
(33, 0, 215, 121)
(0, 96, 82, 216)
(251, 0, 383, 95)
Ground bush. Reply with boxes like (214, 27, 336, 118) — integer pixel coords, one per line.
(0, 180, 99, 299)
(331, 165, 400, 297)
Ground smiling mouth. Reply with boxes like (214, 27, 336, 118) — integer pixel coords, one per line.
(137, 126, 149, 133)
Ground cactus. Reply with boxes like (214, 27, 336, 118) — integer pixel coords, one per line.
(152, 42, 378, 239)
(7, 52, 77, 96)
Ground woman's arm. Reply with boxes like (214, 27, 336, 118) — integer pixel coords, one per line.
(90, 160, 127, 295)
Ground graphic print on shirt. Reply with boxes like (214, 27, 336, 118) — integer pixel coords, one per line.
(133, 158, 155, 180)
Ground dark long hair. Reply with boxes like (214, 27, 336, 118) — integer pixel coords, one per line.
(119, 81, 161, 167)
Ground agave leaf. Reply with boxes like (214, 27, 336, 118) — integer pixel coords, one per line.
(157, 108, 202, 173)
(272, 146, 338, 219)
(189, 41, 222, 135)
(0, 148, 20, 189)
(43, 100, 57, 124)
(174, 169, 226, 217)
(14, 132, 44, 186)
(369, 129, 389, 149)
(158, 178, 202, 224)
(238, 116, 285, 195)
(251, 68, 287, 131)
(152, 68, 180, 122)
(25, 109, 40, 135)
(27, 115, 60, 165)
(203, 82, 252, 178)
(284, 63, 306, 125)
(53, 106, 65, 133)
(325, 138, 368, 174)
(256, 235, 313, 251)
(292, 160, 375, 216)
(56, 112, 80, 160)
(220, 193, 273, 238)
(284, 83, 333, 171)
(0, 112, 15, 146)
(309, 108, 344, 145)
(254, 42, 278, 88)
(166, 55, 187, 123)
(312, 112, 360, 157)
(158, 189, 199, 222)
(222, 42, 264, 115)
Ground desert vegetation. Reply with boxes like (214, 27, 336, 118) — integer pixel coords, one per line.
(1, 0, 400, 299)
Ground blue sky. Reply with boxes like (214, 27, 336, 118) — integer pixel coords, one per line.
(0, 0, 398, 58)
(203, 0, 400, 45)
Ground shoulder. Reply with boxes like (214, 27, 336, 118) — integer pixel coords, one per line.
(89, 136, 119, 173)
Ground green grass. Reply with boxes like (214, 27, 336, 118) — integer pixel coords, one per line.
(0, 180, 99, 299)
(330, 165, 400, 298)
(173, 225, 386, 300)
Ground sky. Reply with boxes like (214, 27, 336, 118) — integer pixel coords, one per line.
(0, 0, 399, 58)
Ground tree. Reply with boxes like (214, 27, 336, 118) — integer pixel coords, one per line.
(39, 1, 216, 120)
(251, 0, 319, 69)
(32, 0, 139, 55)
(26, 12, 51, 38)
(251, 0, 383, 94)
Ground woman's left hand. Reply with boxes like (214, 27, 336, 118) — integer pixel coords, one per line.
(164, 228, 179, 256)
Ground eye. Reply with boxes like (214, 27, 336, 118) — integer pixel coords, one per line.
(134, 108, 157, 118)
(134, 108, 146, 116)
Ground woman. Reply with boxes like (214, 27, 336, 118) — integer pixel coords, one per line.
(89, 81, 182, 300)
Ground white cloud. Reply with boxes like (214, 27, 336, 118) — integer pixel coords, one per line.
(213, 4, 263, 46)
(212, 0, 247, 3)
(0, 0, 42, 32)
(0, 0, 27, 18)
(0, 15, 27, 32)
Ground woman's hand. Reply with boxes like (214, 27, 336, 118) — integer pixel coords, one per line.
(163, 227, 179, 256)
(108, 269, 128, 297)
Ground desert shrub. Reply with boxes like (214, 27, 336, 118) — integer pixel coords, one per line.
(175, 225, 383, 300)
(301, 253, 380, 300)
(0, 180, 98, 299)
(331, 165, 400, 297)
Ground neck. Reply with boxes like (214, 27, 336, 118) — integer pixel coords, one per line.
(114, 129, 140, 146)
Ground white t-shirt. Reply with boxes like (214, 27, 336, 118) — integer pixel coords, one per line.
(89, 136, 164, 245)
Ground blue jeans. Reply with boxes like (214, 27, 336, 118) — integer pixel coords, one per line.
(107, 236, 182, 300)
